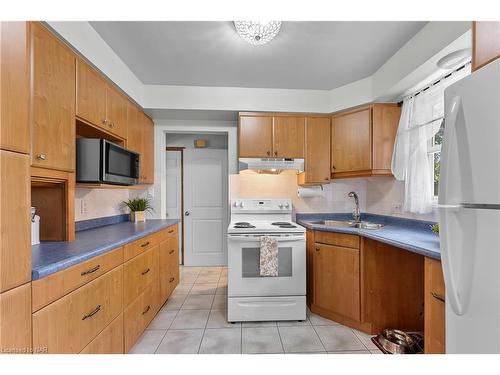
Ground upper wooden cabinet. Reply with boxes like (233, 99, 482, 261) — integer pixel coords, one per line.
(472, 21, 500, 71)
(273, 116, 305, 158)
(141, 112, 154, 184)
(76, 60, 128, 140)
(31, 22, 75, 172)
(331, 104, 400, 178)
(238, 115, 273, 157)
(126, 103, 143, 154)
(298, 116, 331, 185)
(0, 22, 30, 154)
(238, 114, 305, 158)
(0, 150, 31, 293)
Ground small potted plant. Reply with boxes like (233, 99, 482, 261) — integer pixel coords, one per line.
(123, 197, 153, 223)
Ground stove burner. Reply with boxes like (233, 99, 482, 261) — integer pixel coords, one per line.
(278, 224, 297, 228)
(233, 222, 256, 229)
(271, 222, 292, 226)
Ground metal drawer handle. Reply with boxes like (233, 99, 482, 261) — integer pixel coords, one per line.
(169, 250, 175, 255)
(431, 292, 445, 303)
(142, 305, 151, 315)
(315, 247, 320, 252)
(82, 305, 101, 320)
(81, 264, 100, 276)
(140, 241, 150, 248)
(169, 277, 175, 283)
(168, 229, 174, 234)
(36, 154, 46, 160)
(141, 268, 151, 276)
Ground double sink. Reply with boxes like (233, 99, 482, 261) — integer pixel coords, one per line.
(308, 219, 384, 230)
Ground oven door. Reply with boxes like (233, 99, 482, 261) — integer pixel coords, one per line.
(227, 233, 306, 297)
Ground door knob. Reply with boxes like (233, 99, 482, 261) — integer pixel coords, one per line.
(184, 211, 190, 216)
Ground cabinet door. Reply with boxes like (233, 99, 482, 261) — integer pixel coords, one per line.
(0, 283, 32, 353)
(76, 59, 107, 129)
(0, 22, 30, 154)
(472, 21, 500, 71)
(314, 243, 360, 321)
(140, 112, 154, 184)
(272, 116, 305, 158)
(31, 23, 75, 171)
(168, 233, 180, 294)
(424, 257, 445, 354)
(372, 105, 400, 172)
(331, 108, 371, 173)
(126, 103, 143, 156)
(80, 314, 123, 354)
(158, 239, 170, 304)
(106, 85, 128, 139)
(238, 115, 273, 157)
(303, 117, 330, 184)
(0, 150, 30, 292)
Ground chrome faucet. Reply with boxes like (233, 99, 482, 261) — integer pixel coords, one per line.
(348, 191, 361, 222)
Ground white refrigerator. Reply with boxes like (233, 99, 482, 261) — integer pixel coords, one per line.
(439, 59, 500, 353)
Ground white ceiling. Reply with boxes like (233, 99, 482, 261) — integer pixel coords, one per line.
(90, 21, 427, 90)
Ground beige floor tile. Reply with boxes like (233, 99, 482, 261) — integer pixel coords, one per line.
(277, 317, 311, 327)
(217, 278, 227, 287)
(307, 312, 339, 326)
(195, 274, 220, 284)
(170, 309, 210, 329)
(199, 328, 242, 354)
(215, 286, 228, 295)
(148, 310, 178, 330)
(129, 330, 166, 354)
(172, 283, 193, 295)
(181, 294, 215, 310)
(179, 275, 197, 284)
(206, 310, 240, 329)
(328, 350, 371, 354)
(242, 327, 284, 354)
(155, 329, 204, 354)
(162, 294, 187, 311)
(211, 294, 227, 310)
(315, 325, 366, 352)
(370, 349, 384, 354)
(352, 329, 378, 350)
(278, 326, 325, 353)
(242, 321, 277, 328)
(190, 283, 218, 295)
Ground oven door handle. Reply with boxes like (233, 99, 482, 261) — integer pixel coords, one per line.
(228, 235, 305, 242)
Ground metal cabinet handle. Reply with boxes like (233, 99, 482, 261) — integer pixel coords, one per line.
(266, 151, 271, 156)
(168, 229, 174, 234)
(102, 119, 108, 125)
(36, 154, 46, 160)
(109, 122, 114, 129)
(82, 305, 101, 320)
(431, 292, 445, 303)
(141, 268, 151, 276)
(81, 264, 100, 276)
(169, 277, 175, 283)
(331, 165, 336, 170)
(142, 305, 151, 315)
(315, 247, 320, 252)
(274, 151, 278, 156)
(140, 241, 150, 248)
(184, 211, 190, 216)
(324, 177, 329, 181)
(169, 249, 175, 255)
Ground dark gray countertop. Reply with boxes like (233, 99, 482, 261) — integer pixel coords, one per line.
(296, 213, 440, 260)
(32, 219, 180, 280)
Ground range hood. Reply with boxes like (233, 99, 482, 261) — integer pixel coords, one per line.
(238, 158, 304, 174)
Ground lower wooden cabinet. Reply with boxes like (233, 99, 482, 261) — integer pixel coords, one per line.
(123, 246, 158, 306)
(0, 282, 32, 354)
(424, 257, 445, 354)
(32, 265, 123, 354)
(80, 314, 124, 354)
(159, 225, 180, 304)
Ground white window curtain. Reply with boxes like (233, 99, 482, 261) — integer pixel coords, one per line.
(391, 65, 471, 214)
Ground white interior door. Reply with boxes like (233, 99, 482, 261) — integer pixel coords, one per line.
(184, 148, 228, 266)
(166, 151, 183, 263)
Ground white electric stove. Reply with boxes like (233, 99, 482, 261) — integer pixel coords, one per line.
(227, 198, 306, 322)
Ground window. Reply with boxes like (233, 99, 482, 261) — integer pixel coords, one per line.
(428, 121, 443, 200)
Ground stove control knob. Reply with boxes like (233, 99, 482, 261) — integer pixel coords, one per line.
(233, 201, 238, 207)
(239, 202, 244, 208)
(285, 203, 290, 209)
(279, 204, 284, 209)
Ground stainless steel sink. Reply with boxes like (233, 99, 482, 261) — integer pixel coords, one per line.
(309, 220, 384, 230)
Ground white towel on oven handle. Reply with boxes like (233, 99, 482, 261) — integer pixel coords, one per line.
(260, 235, 278, 277)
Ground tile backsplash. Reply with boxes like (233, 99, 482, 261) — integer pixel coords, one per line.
(75, 188, 130, 222)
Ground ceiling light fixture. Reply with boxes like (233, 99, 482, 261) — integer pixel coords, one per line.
(437, 48, 471, 70)
(234, 21, 281, 46)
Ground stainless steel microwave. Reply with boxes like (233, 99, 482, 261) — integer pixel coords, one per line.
(76, 139, 140, 185)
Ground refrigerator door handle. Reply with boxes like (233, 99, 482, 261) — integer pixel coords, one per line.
(437, 204, 461, 211)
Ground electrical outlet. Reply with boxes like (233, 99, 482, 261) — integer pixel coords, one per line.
(393, 203, 402, 214)
(81, 200, 88, 214)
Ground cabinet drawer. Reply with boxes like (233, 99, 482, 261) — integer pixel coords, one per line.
(32, 265, 123, 354)
(124, 283, 157, 353)
(124, 246, 157, 306)
(158, 224, 178, 242)
(32, 247, 123, 312)
(80, 314, 124, 354)
(314, 231, 359, 249)
(124, 232, 159, 261)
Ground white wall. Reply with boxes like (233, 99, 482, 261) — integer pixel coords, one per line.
(166, 133, 228, 149)
(75, 188, 131, 221)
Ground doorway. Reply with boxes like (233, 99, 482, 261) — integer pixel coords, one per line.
(165, 132, 229, 266)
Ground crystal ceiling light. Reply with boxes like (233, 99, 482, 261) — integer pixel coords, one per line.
(234, 21, 282, 46)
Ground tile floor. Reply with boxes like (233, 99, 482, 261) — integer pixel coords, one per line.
(129, 266, 383, 354)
